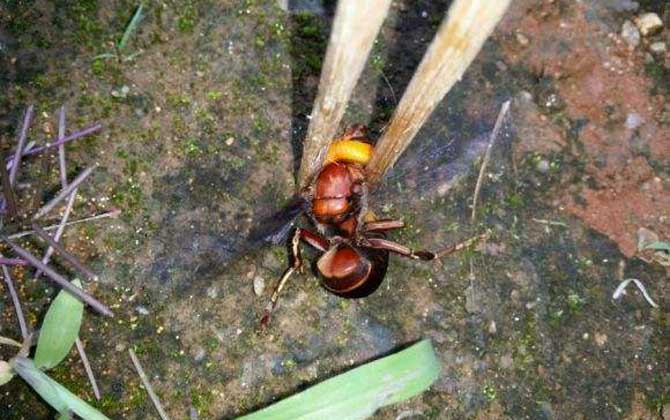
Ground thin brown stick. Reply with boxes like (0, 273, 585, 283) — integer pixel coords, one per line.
(365, 0, 512, 184)
(0, 336, 22, 347)
(1, 262, 29, 339)
(33, 166, 95, 219)
(32, 223, 98, 281)
(3, 238, 113, 317)
(75, 337, 101, 400)
(0, 257, 27, 265)
(34, 189, 77, 279)
(0, 149, 18, 217)
(128, 348, 170, 420)
(8, 209, 121, 239)
(5, 123, 103, 170)
(36, 107, 74, 279)
(9, 105, 34, 186)
(57, 105, 67, 188)
(297, 0, 392, 188)
(471, 100, 510, 222)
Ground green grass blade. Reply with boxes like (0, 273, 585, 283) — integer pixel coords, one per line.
(0, 360, 14, 386)
(237, 339, 441, 420)
(35, 279, 84, 370)
(118, 4, 144, 51)
(10, 357, 110, 420)
(645, 241, 670, 252)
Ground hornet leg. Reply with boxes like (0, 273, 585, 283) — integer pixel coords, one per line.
(259, 228, 328, 330)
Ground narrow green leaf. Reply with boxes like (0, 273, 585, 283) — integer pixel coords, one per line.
(10, 357, 110, 420)
(237, 339, 441, 420)
(118, 4, 144, 51)
(35, 279, 84, 370)
(646, 241, 670, 252)
(0, 360, 14, 386)
(57, 411, 72, 420)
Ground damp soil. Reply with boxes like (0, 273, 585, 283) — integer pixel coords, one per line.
(0, 0, 669, 419)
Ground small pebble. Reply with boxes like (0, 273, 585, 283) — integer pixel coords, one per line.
(206, 285, 219, 299)
(536, 159, 550, 174)
(488, 320, 497, 334)
(544, 93, 564, 111)
(253, 276, 265, 296)
(625, 112, 644, 130)
(662, 404, 670, 420)
(515, 31, 530, 46)
(115, 343, 126, 352)
(635, 12, 663, 37)
(500, 353, 514, 369)
(644, 52, 655, 64)
(193, 346, 206, 362)
(225, 136, 235, 146)
(420, 10, 428, 18)
(620, 20, 640, 48)
(189, 407, 199, 420)
(135, 305, 150, 315)
(649, 41, 667, 55)
(111, 85, 130, 98)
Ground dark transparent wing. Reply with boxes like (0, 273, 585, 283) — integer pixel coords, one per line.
(370, 109, 514, 223)
(246, 196, 307, 246)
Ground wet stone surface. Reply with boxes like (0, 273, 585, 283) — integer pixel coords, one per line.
(0, 0, 669, 419)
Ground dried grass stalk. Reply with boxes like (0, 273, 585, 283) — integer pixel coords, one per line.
(365, 0, 512, 184)
(297, 0, 392, 188)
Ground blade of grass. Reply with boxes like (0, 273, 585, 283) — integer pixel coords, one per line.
(1, 262, 29, 339)
(237, 339, 440, 420)
(5, 123, 103, 170)
(34, 188, 77, 280)
(32, 223, 98, 281)
(10, 357, 110, 420)
(8, 209, 121, 240)
(118, 4, 144, 51)
(34, 279, 84, 369)
(645, 241, 670, 252)
(9, 105, 34, 186)
(0, 149, 18, 217)
(471, 100, 510, 222)
(76, 337, 101, 400)
(33, 166, 95, 219)
(129, 348, 171, 420)
(0, 257, 27, 265)
(0, 360, 13, 386)
(57, 105, 67, 188)
(3, 237, 113, 317)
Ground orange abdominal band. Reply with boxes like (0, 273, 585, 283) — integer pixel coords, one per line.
(326, 140, 373, 165)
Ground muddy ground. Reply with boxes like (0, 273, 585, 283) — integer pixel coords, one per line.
(0, 0, 669, 419)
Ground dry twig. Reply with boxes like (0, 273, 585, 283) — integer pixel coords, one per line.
(8, 209, 121, 239)
(33, 166, 95, 219)
(365, 0, 512, 183)
(129, 348, 170, 420)
(75, 338, 101, 400)
(9, 106, 34, 186)
(32, 223, 98, 281)
(1, 262, 28, 339)
(3, 238, 113, 317)
(471, 100, 510, 222)
(612, 278, 659, 308)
